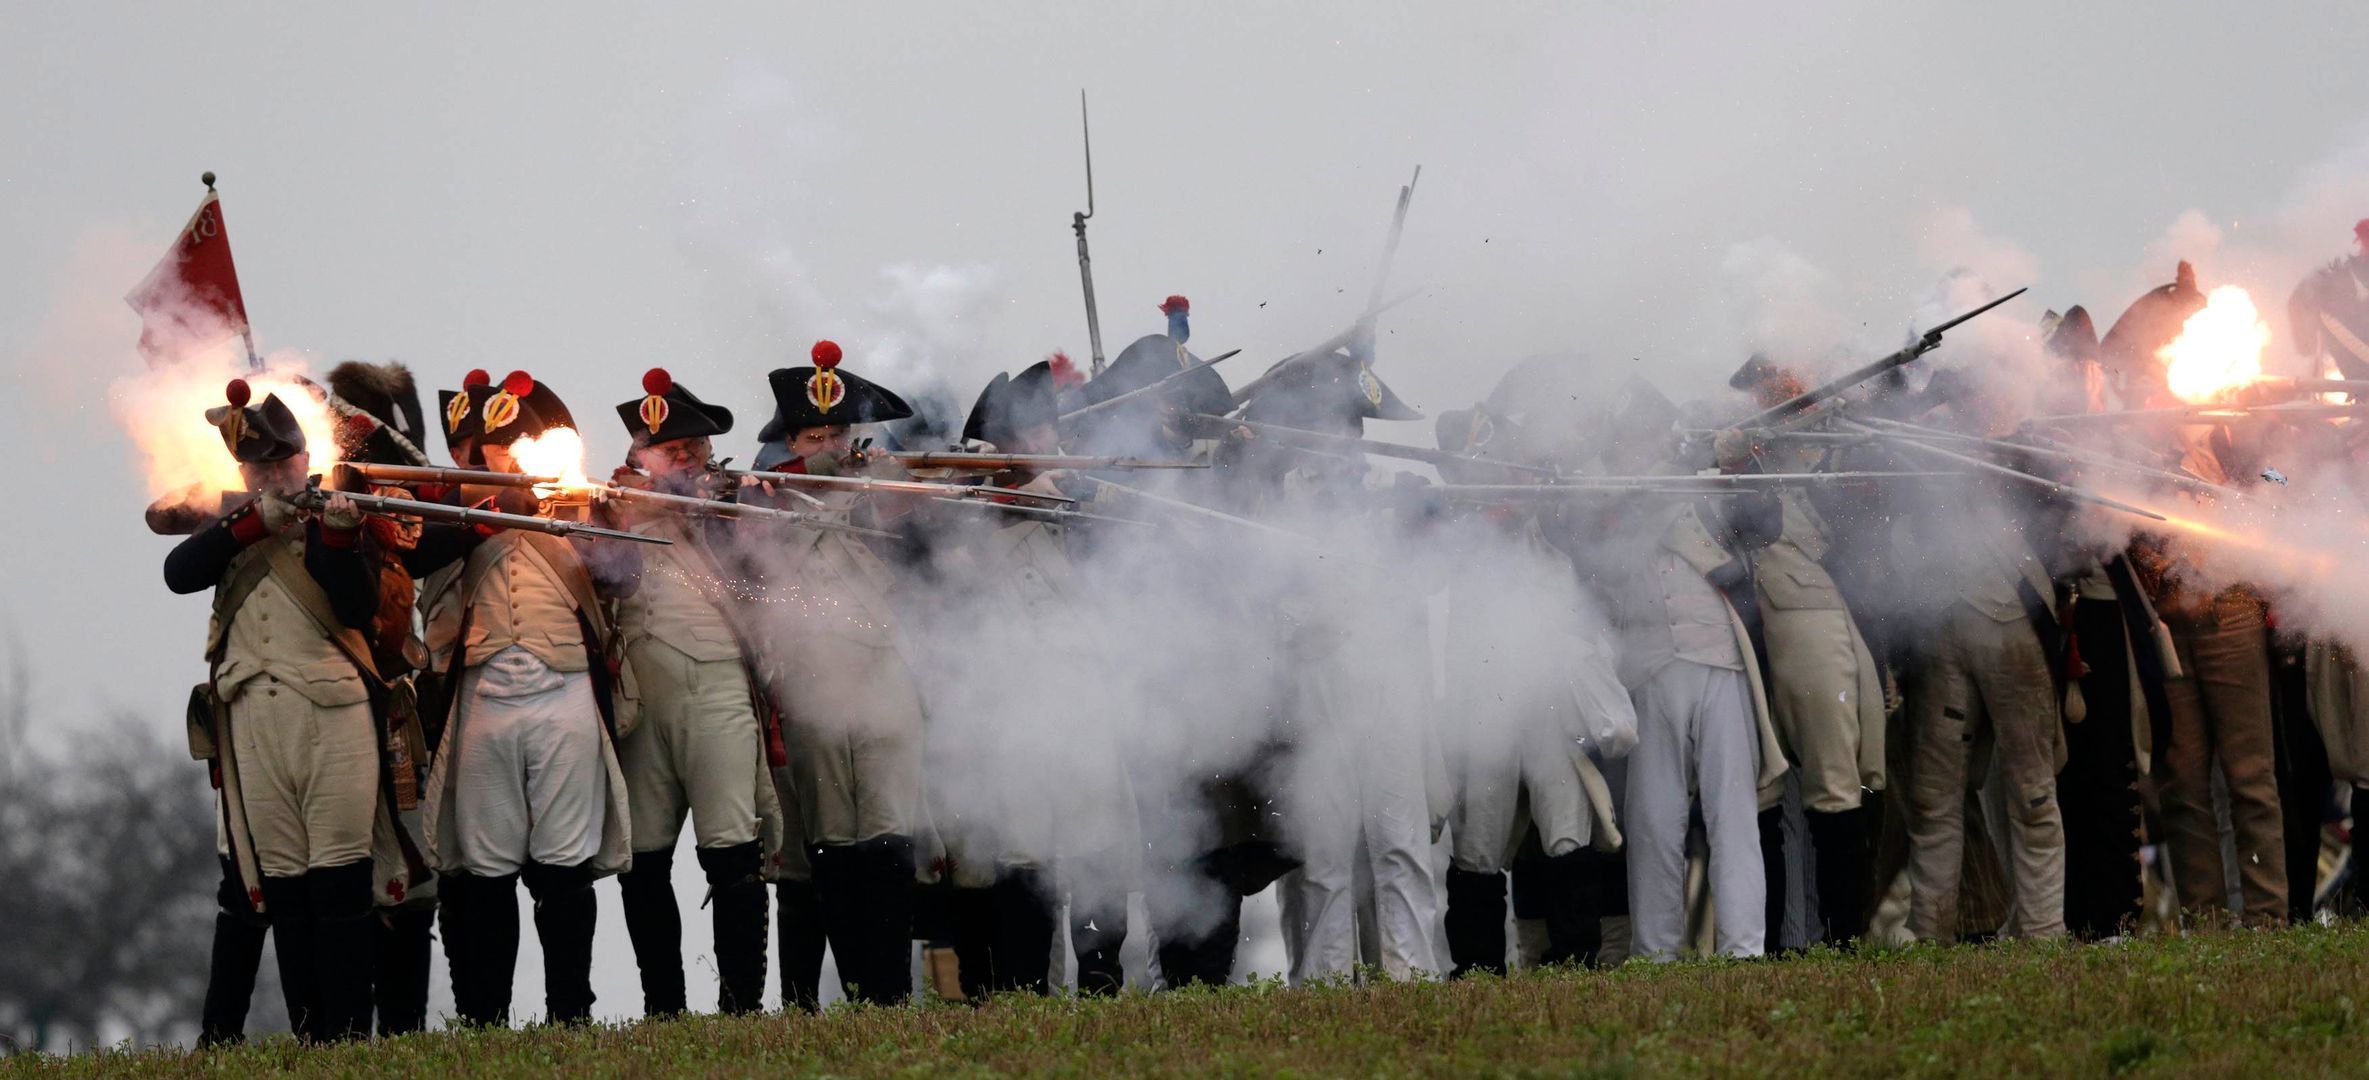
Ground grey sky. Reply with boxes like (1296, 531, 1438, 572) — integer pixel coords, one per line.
(4, 0, 2367, 1020)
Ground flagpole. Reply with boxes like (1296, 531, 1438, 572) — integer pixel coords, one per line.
(202, 171, 264, 372)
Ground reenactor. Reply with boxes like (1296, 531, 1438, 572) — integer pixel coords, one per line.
(1432, 405, 1634, 974)
(605, 368, 782, 1015)
(323, 360, 441, 1033)
(1067, 303, 1298, 989)
(1236, 350, 1449, 984)
(1574, 377, 1788, 961)
(167, 380, 383, 1042)
(1723, 357, 1888, 945)
(414, 369, 634, 1025)
(740, 340, 930, 1006)
(1892, 374, 2068, 941)
(934, 357, 1140, 995)
(2287, 219, 2369, 380)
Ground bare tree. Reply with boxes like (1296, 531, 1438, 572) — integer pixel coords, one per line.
(0, 655, 230, 1054)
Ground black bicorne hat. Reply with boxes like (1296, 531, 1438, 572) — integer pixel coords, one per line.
(1240, 351, 1420, 434)
(2043, 305, 2100, 366)
(206, 379, 306, 464)
(759, 340, 913, 442)
(962, 357, 1074, 450)
(439, 369, 574, 465)
(320, 361, 431, 467)
(1728, 353, 1780, 391)
(617, 367, 733, 444)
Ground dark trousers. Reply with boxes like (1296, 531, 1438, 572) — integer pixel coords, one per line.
(2062, 601, 2145, 938)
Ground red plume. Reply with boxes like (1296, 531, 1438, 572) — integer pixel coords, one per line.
(502, 370, 535, 396)
(462, 368, 491, 388)
(225, 379, 252, 408)
(642, 367, 673, 396)
(1160, 294, 1190, 315)
(1047, 351, 1083, 389)
(811, 340, 843, 369)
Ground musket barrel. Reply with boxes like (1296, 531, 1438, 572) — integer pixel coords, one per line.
(1185, 413, 1556, 477)
(605, 485, 896, 539)
(296, 487, 670, 544)
(339, 462, 555, 489)
(1854, 426, 2168, 522)
(887, 451, 1207, 471)
(1730, 287, 2028, 431)
(731, 469, 1079, 506)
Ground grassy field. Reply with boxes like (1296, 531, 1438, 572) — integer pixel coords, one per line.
(14, 928, 2369, 1077)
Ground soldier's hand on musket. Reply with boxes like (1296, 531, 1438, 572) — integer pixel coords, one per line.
(1712, 427, 1763, 472)
(258, 492, 303, 533)
(320, 493, 364, 531)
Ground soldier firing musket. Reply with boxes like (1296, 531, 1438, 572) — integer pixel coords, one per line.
(1719, 287, 2030, 436)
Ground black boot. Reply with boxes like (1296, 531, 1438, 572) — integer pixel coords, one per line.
(374, 902, 434, 1036)
(1805, 807, 1870, 945)
(524, 861, 599, 1024)
(200, 861, 268, 1048)
(616, 847, 686, 1018)
(445, 871, 521, 1028)
(808, 844, 863, 1001)
(989, 868, 1057, 995)
(1541, 849, 1607, 968)
(776, 878, 827, 1013)
(949, 885, 996, 1000)
(259, 874, 322, 1041)
(307, 860, 379, 1042)
(698, 842, 770, 1015)
(1758, 807, 1792, 955)
(1154, 862, 1241, 990)
(853, 835, 917, 1005)
(1443, 867, 1509, 977)
(1071, 897, 1128, 996)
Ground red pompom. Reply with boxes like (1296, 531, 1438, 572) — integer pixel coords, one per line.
(1047, 351, 1083, 389)
(462, 368, 491, 388)
(811, 340, 843, 369)
(502, 370, 535, 396)
(1160, 294, 1190, 315)
(224, 378, 252, 408)
(642, 367, 673, 396)
(2356, 218, 2369, 245)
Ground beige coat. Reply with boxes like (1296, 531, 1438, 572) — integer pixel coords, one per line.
(420, 532, 633, 877)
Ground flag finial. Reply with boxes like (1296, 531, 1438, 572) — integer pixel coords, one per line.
(201, 171, 216, 191)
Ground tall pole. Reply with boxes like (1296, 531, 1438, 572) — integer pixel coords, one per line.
(1073, 91, 1108, 376)
(203, 171, 264, 372)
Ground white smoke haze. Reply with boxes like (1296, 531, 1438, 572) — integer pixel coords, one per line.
(9, 3, 2369, 1026)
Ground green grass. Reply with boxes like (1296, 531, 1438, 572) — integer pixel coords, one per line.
(16, 928, 2369, 1077)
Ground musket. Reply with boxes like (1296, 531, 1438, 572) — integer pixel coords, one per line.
(728, 468, 1078, 506)
(1842, 423, 2168, 521)
(338, 462, 552, 489)
(926, 497, 1157, 529)
(1073, 91, 1107, 376)
(2027, 402, 2369, 427)
(1081, 476, 1324, 546)
(1851, 415, 2234, 496)
(604, 485, 898, 540)
(1058, 349, 1243, 421)
(1223, 289, 1424, 412)
(292, 482, 669, 544)
(1728, 287, 2029, 432)
(1181, 412, 1558, 477)
(888, 451, 1208, 471)
(1428, 471, 1962, 498)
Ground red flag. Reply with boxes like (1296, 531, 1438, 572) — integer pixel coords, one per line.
(125, 183, 254, 368)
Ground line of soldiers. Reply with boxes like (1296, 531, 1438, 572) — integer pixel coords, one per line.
(165, 217, 2369, 1043)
